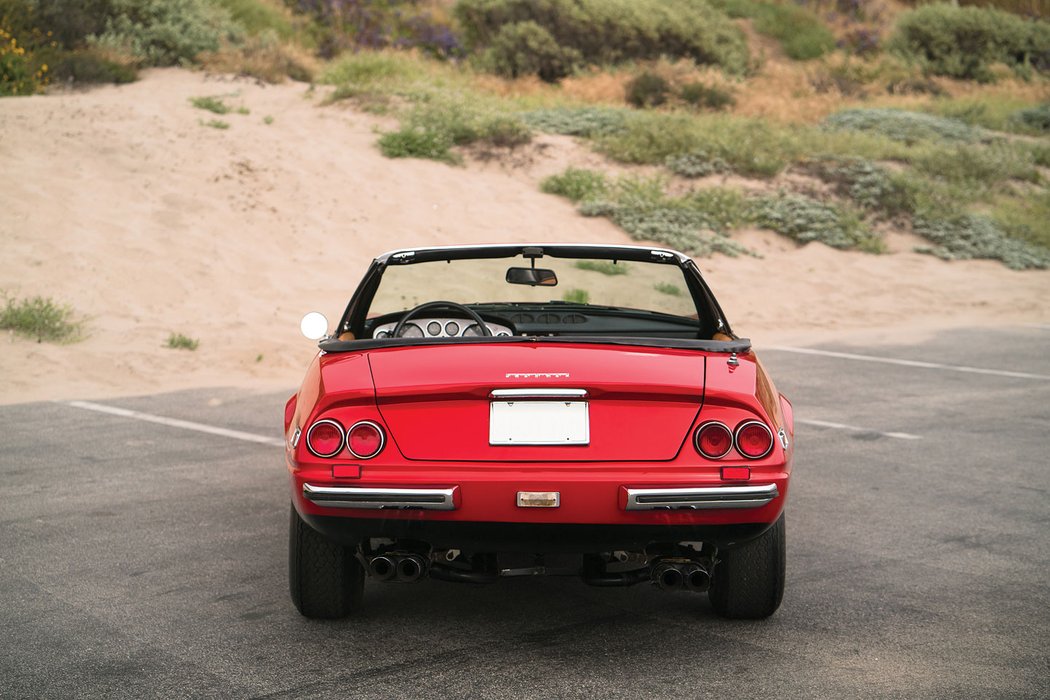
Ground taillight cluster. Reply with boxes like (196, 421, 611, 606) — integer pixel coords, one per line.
(305, 419, 385, 459)
(694, 419, 774, 460)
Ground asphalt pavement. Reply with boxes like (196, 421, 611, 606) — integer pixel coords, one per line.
(2, 326, 1048, 699)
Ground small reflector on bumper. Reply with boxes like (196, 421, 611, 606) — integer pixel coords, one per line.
(517, 491, 560, 508)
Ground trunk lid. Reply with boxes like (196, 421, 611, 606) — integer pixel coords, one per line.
(368, 343, 705, 462)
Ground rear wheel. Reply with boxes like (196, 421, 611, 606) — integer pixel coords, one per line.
(708, 514, 785, 619)
(289, 505, 364, 619)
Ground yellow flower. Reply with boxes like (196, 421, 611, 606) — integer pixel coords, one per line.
(41, 64, 48, 72)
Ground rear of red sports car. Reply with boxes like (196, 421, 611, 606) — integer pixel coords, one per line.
(285, 244, 794, 620)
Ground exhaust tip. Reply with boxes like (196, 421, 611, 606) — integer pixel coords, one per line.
(397, 555, 426, 583)
(370, 555, 396, 581)
(653, 563, 685, 591)
(682, 564, 711, 592)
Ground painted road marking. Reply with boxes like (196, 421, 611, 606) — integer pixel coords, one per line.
(769, 346, 1050, 381)
(797, 418, 921, 440)
(66, 400, 285, 447)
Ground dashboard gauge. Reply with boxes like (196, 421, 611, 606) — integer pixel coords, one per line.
(427, 321, 442, 336)
(444, 321, 460, 336)
(375, 330, 390, 339)
(398, 323, 424, 338)
(462, 323, 484, 337)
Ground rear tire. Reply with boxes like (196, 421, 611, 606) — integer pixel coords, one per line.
(289, 505, 364, 619)
(708, 514, 785, 619)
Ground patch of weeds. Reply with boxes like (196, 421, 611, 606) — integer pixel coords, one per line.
(202, 119, 230, 130)
(678, 82, 734, 111)
(912, 143, 1041, 188)
(191, 95, 230, 114)
(822, 109, 991, 145)
(562, 288, 590, 304)
(255, 353, 263, 362)
(520, 107, 630, 137)
(378, 127, 457, 163)
(166, 332, 200, 351)
(991, 191, 1050, 252)
(682, 188, 748, 231)
(541, 168, 608, 202)
(665, 151, 730, 178)
(1010, 104, 1050, 134)
(797, 157, 915, 218)
(575, 260, 628, 276)
(236, 106, 250, 115)
(0, 296, 83, 343)
(263, 115, 274, 125)
(749, 194, 883, 252)
(710, 0, 835, 60)
(654, 282, 683, 296)
(625, 71, 671, 108)
(913, 214, 1050, 270)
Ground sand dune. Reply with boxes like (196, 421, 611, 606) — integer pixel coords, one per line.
(1, 68, 1047, 404)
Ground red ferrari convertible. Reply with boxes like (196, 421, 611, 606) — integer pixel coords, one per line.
(286, 244, 793, 619)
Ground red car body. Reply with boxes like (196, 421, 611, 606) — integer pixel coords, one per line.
(286, 244, 793, 619)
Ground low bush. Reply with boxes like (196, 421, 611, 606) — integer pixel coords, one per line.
(190, 95, 230, 114)
(297, 0, 462, 59)
(678, 81, 734, 111)
(541, 168, 608, 202)
(992, 190, 1050, 251)
(454, 0, 750, 79)
(0, 22, 49, 95)
(665, 151, 730, 178)
(888, 3, 1050, 81)
(710, 0, 835, 60)
(199, 31, 315, 83)
(562, 288, 590, 304)
(520, 107, 630, 137)
(379, 127, 457, 163)
(213, 0, 294, 39)
(654, 282, 683, 296)
(166, 332, 199, 350)
(0, 295, 83, 342)
(90, 0, 243, 67)
(749, 193, 883, 252)
(45, 48, 137, 84)
(911, 143, 1040, 187)
(625, 71, 671, 108)
(913, 213, 1049, 269)
(478, 20, 580, 82)
(1010, 103, 1050, 133)
(575, 260, 628, 276)
(822, 108, 991, 144)
(797, 156, 915, 217)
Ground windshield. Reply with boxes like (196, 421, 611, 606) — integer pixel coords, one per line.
(368, 255, 699, 318)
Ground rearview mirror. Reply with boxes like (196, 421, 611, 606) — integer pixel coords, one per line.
(506, 267, 558, 286)
(300, 312, 329, 340)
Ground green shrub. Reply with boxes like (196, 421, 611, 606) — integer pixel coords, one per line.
(749, 193, 883, 252)
(913, 213, 1049, 269)
(213, 0, 294, 39)
(166, 332, 199, 350)
(888, 3, 1050, 81)
(378, 127, 457, 163)
(562, 288, 590, 304)
(454, 0, 750, 78)
(654, 282, 683, 296)
(797, 156, 915, 217)
(479, 20, 580, 82)
(1011, 103, 1050, 132)
(911, 143, 1040, 187)
(321, 50, 424, 86)
(822, 108, 991, 144)
(90, 0, 243, 67)
(665, 151, 730, 178)
(0, 295, 83, 342)
(625, 71, 671, 108)
(202, 118, 229, 129)
(541, 168, 608, 202)
(678, 81, 734, 111)
(404, 100, 531, 150)
(520, 107, 630, 137)
(45, 48, 137, 84)
(992, 190, 1050, 251)
(190, 95, 229, 114)
(575, 260, 628, 275)
(710, 0, 835, 60)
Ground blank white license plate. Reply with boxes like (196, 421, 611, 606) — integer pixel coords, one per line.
(489, 401, 590, 445)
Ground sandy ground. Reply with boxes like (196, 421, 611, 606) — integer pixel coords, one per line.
(1, 68, 1048, 405)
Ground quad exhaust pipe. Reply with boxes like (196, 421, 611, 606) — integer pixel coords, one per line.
(652, 561, 710, 592)
(368, 554, 428, 583)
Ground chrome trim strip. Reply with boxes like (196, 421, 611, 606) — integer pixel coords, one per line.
(305, 419, 345, 458)
(624, 484, 779, 511)
(345, 420, 386, 459)
(734, 420, 775, 460)
(489, 388, 588, 400)
(303, 484, 457, 510)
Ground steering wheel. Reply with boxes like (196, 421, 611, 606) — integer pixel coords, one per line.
(390, 300, 493, 338)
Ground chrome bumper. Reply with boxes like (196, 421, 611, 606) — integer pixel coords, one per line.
(624, 484, 779, 510)
(303, 484, 457, 510)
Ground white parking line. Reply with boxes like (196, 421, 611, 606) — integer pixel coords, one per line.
(769, 346, 1050, 381)
(65, 400, 286, 447)
(796, 418, 921, 440)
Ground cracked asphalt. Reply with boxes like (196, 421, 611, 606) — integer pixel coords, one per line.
(2, 327, 1048, 699)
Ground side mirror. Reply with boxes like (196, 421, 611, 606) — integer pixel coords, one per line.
(506, 267, 558, 286)
(300, 312, 329, 340)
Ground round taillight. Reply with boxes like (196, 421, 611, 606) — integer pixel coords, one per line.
(695, 421, 733, 459)
(306, 419, 344, 458)
(735, 421, 774, 459)
(347, 420, 385, 459)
